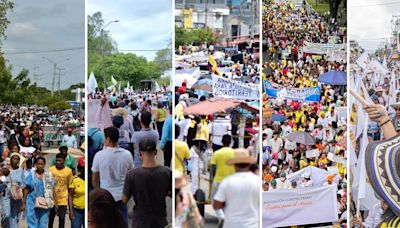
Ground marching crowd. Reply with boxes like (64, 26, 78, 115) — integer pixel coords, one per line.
(88, 89, 173, 228)
(262, 1, 348, 227)
(349, 49, 400, 227)
(174, 43, 261, 228)
(0, 105, 85, 228)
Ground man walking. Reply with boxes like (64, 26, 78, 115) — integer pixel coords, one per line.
(91, 126, 134, 228)
(122, 138, 172, 228)
(213, 148, 260, 228)
(49, 153, 73, 228)
(131, 111, 159, 167)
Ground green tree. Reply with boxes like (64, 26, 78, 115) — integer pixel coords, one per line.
(175, 26, 220, 48)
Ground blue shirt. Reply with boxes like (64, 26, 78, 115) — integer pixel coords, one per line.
(160, 116, 172, 149)
(88, 128, 104, 152)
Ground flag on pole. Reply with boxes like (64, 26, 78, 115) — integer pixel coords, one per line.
(208, 55, 221, 76)
(87, 72, 98, 95)
(282, 58, 289, 75)
(111, 75, 118, 86)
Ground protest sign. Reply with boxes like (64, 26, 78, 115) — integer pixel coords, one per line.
(306, 149, 319, 158)
(303, 41, 345, 55)
(264, 80, 320, 102)
(212, 75, 259, 100)
(263, 186, 338, 227)
(327, 166, 339, 175)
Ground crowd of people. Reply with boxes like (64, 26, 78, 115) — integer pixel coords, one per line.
(262, 1, 348, 227)
(88, 88, 173, 228)
(349, 48, 400, 227)
(174, 41, 261, 228)
(0, 105, 85, 228)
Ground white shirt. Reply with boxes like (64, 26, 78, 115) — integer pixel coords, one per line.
(62, 135, 77, 148)
(268, 138, 283, 154)
(209, 117, 231, 146)
(214, 172, 260, 228)
(362, 203, 383, 228)
(91, 147, 134, 201)
(178, 118, 191, 141)
(276, 178, 291, 190)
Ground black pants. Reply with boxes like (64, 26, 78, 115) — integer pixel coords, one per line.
(164, 141, 172, 167)
(49, 205, 67, 228)
(157, 121, 164, 140)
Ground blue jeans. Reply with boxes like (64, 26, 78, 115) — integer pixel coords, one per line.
(71, 208, 84, 228)
(10, 198, 21, 228)
(116, 200, 128, 228)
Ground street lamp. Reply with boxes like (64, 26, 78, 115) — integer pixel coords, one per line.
(101, 20, 119, 91)
(42, 57, 69, 96)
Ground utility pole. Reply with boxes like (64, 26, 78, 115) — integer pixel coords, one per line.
(57, 68, 65, 94)
(33, 64, 39, 84)
(205, 0, 208, 27)
(51, 63, 57, 96)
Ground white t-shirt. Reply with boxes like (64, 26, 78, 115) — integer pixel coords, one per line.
(91, 147, 134, 201)
(62, 135, 77, 148)
(268, 138, 283, 154)
(214, 172, 260, 228)
(209, 117, 231, 146)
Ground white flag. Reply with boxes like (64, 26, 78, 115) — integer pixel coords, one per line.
(87, 72, 98, 95)
(111, 75, 117, 86)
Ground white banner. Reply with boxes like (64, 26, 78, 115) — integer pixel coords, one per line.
(303, 41, 345, 55)
(212, 75, 259, 100)
(263, 186, 338, 227)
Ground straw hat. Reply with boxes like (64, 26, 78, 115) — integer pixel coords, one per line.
(227, 148, 256, 165)
(365, 135, 400, 216)
(375, 86, 385, 92)
(112, 107, 128, 117)
(175, 170, 188, 189)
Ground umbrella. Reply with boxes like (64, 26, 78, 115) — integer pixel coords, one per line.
(318, 71, 347, 85)
(285, 131, 316, 145)
(192, 78, 213, 91)
(271, 114, 286, 122)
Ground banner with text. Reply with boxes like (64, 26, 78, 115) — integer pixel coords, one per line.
(264, 80, 320, 102)
(212, 75, 259, 100)
(263, 186, 338, 227)
(303, 41, 345, 55)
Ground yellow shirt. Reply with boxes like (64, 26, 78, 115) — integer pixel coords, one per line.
(156, 109, 166, 122)
(49, 166, 73, 206)
(174, 139, 191, 171)
(210, 147, 235, 183)
(69, 177, 85, 209)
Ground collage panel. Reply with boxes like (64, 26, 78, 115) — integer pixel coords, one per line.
(0, 0, 85, 227)
(174, 0, 261, 227)
(262, 0, 347, 227)
(349, 1, 400, 227)
(86, 0, 173, 227)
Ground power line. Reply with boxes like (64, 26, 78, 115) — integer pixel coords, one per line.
(3, 47, 84, 55)
(350, 1, 400, 7)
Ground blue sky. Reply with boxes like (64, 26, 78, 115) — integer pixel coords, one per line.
(87, 0, 173, 61)
(349, 0, 400, 52)
(2, 0, 85, 90)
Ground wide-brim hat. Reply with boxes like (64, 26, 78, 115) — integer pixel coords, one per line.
(365, 135, 400, 217)
(193, 135, 208, 142)
(227, 148, 256, 165)
(175, 170, 188, 189)
(112, 107, 128, 117)
(390, 102, 400, 110)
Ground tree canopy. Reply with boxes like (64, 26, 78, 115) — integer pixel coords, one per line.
(88, 11, 171, 90)
(175, 26, 220, 48)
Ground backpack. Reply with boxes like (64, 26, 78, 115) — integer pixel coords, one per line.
(131, 113, 141, 131)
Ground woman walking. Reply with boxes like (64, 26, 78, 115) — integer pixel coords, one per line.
(22, 157, 54, 228)
(7, 153, 25, 228)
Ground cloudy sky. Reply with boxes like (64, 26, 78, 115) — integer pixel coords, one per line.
(349, 0, 400, 52)
(2, 0, 84, 90)
(87, 0, 172, 61)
